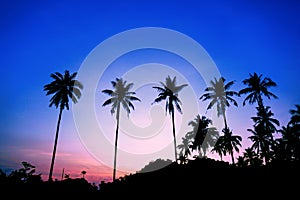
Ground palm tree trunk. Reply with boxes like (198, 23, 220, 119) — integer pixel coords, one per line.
(222, 112, 228, 130)
(171, 111, 178, 161)
(48, 107, 63, 181)
(113, 105, 120, 181)
(231, 151, 235, 164)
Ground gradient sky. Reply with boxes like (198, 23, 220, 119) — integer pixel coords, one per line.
(1, 0, 300, 185)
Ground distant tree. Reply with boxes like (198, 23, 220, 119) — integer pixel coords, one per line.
(200, 77, 238, 129)
(153, 76, 187, 161)
(239, 72, 277, 109)
(44, 70, 83, 181)
(81, 170, 87, 179)
(102, 78, 140, 181)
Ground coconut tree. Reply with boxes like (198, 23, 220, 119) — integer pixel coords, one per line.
(239, 72, 277, 109)
(102, 78, 140, 181)
(153, 76, 188, 161)
(200, 77, 238, 129)
(44, 70, 83, 181)
(177, 136, 192, 159)
(218, 127, 242, 164)
(186, 115, 219, 157)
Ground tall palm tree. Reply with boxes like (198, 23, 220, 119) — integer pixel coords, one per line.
(217, 127, 242, 164)
(102, 78, 140, 181)
(200, 77, 238, 129)
(186, 115, 219, 157)
(153, 76, 188, 161)
(239, 72, 277, 109)
(44, 70, 83, 181)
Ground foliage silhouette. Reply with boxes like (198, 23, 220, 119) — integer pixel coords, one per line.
(44, 70, 83, 181)
(152, 75, 187, 161)
(185, 115, 219, 157)
(200, 77, 238, 129)
(239, 72, 277, 109)
(102, 78, 141, 181)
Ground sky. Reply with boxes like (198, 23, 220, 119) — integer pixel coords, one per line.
(0, 0, 300, 185)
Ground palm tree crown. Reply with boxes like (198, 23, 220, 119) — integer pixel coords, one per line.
(44, 70, 83, 181)
(153, 75, 188, 161)
(200, 77, 238, 129)
(239, 72, 277, 108)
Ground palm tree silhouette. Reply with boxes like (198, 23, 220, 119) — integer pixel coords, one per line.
(211, 138, 226, 161)
(247, 125, 273, 163)
(289, 104, 300, 126)
(152, 76, 188, 161)
(239, 72, 277, 109)
(177, 136, 192, 159)
(200, 77, 238, 129)
(44, 70, 83, 181)
(217, 127, 242, 164)
(102, 78, 141, 181)
(252, 106, 279, 141)
(186, 115, 219, 157)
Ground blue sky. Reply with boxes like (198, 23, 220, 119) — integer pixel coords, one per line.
(0, 0, 299, 183)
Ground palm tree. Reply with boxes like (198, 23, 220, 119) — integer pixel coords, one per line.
(211, 138, 226, 161)
(289, 104, 300, 126)
(251, 106, 280, 140)
(102, 78, 140, 181)
(200, 77, 238, 129)
(217, 127, 242, 164)
(44, 70, 83, 181)
(177, 136, 192, 159)
(239, 72, 277, 109)
(186, 115, 219, 157)
(247, 125, 273, 163)
(152, 76, 188, 161)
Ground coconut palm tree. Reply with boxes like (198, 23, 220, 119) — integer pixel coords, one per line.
(239, 72, 277, 109)
(102, 78, 140, 181)
(289, 104, 300, 126)
(200, 77, 238, 129)
(152, 76, 188, 161)
(186, 115, 219, 157)
(218, 127, 242, 164)
(44, 70, 83, 181)
(177, 136, 192, 159)
(247, 125, 273, 163)
(252, 106, 279, 140)
(211, 138, 225, 161)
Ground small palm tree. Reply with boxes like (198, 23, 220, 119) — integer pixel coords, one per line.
(218, 127, 242, 164)
(102, 78, 140, 181)
(239, 72, 277, 109)
(211, 138, 226, 161)
(186, 115, 218, 157)
(153, 76, 188, 161)
(44, 70, 83, 181)
(200, 77, 238, 129)
(177, 136, 192, 159)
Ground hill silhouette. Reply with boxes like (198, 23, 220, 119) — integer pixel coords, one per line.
(0, 157, 299, 198)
